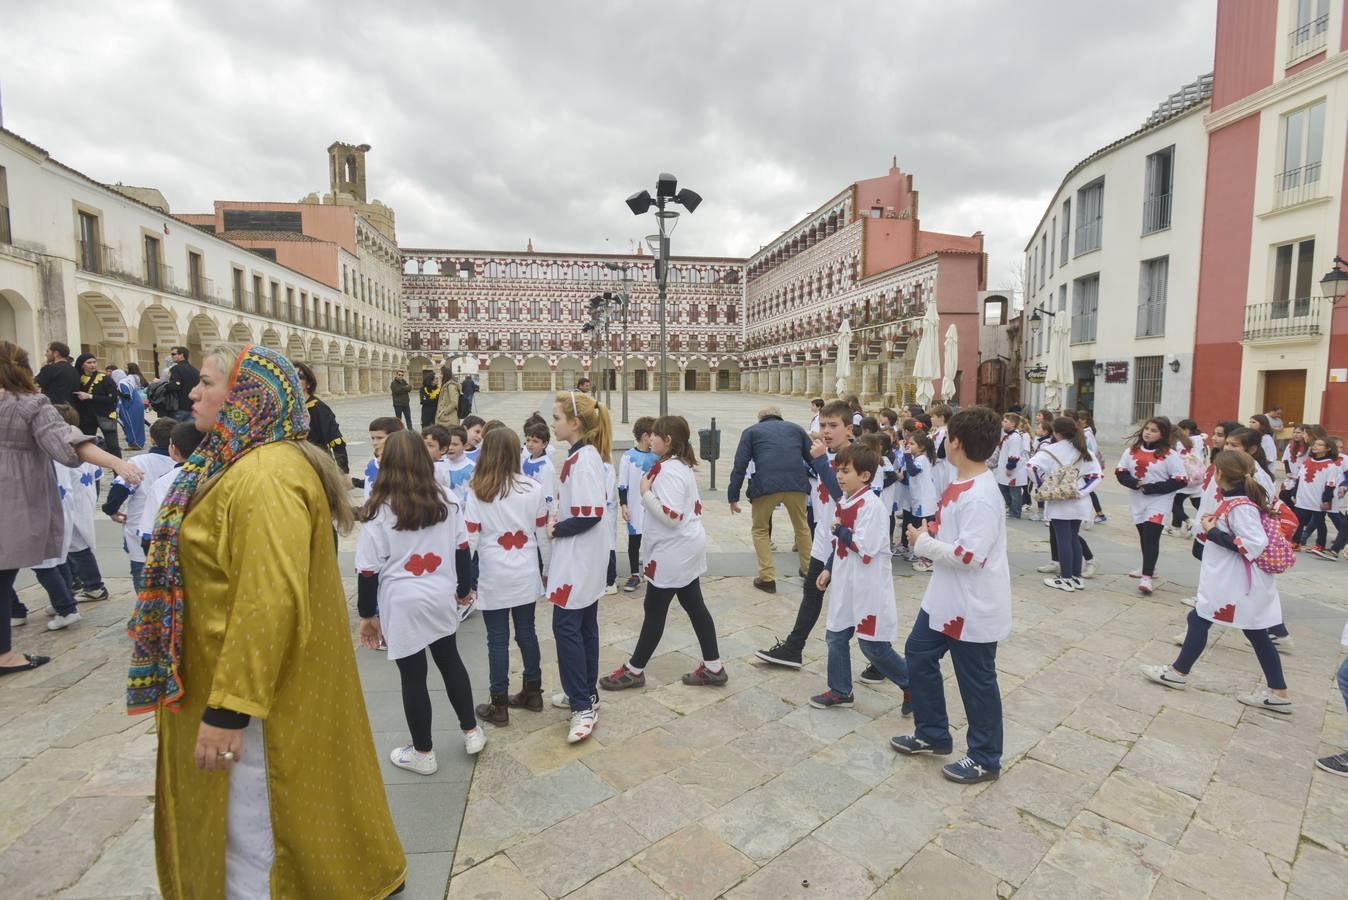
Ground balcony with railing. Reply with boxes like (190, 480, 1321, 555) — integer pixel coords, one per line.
(1142, 193, 1171, 234)
(1243, 298, 1323, 342)
(0, 203, 11, 245)
(1288, 13, 1329, 63)
(1074, 218, 1102, 255)
(1272, 163, 1322, 210)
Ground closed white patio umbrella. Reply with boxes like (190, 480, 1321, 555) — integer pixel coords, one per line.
(941, 323, 958, 405)
(834, 318, 852, 399)
(1043, 313, 1073, 411)
(912, 302, 942, 408)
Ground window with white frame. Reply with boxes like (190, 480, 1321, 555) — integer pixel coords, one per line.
(1276, 100, 1326, 208)
(1060, 199, 1070, 264)
(1050, 217, 1056, 270)
(1075, 180, 1104, 255)
(1058, 283, 1067, 313)
(1289, 0, 1329, 61)
(1137, 256, 1169, 337)
(1039, 233, 1047, 287)
(1271, 237, 1316, 317)
(1071, 274, 1100, 343)
(1142, 146, 1174, 234)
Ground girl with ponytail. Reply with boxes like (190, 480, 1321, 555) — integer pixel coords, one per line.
(1142, 451, 1292, 715)
(545, 390, 614, 744)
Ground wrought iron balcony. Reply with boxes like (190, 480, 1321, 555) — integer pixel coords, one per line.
(1273, 163, 1322, 210)
(1288, 13, 1329, 62)
(1243, 298, 1323, 342)
(1142, 193, 1171, 234)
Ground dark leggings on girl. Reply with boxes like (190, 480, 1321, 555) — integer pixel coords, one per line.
(627, 534, 643, 575)
(630, 579, 720, 668)
(1049, 519, 1084, 578)
(393, 633, 476, 752)
(1171, 494, 1199, 527)
(1090, 492, 1103, 515)
(1048, 526, 1093, 562)
(1293, 507, 1328, 547)
(1174, 609, 1286, 689)
(1136, 522, 1163, 576)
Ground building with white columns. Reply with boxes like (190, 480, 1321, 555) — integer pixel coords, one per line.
(0, 129, 404, 395)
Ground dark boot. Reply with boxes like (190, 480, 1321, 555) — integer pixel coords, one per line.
(475, 694, 509, 726)
(507, 679, 543, 712)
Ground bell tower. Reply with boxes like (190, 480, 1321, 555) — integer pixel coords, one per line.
(328, 141, 371, 202)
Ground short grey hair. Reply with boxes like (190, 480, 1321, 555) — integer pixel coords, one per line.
(758, 406, 782, 421)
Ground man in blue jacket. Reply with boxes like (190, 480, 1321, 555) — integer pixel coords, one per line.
(727, 405, 814, 593)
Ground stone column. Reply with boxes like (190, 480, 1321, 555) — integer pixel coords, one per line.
(359, 367, 371, 394)
(515, 367, 524, 391)
(769, 368, 781, 394)
(710, 368, 719, 391)
(860, 361, 876, 402)
(823, 362, 837, 398)
(806, 363, 821, 397)
(550, 369, 558, 391)
(331, 365, 346, 395)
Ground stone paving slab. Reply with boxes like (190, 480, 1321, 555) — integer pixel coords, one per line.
(5, 390, 1348, 898)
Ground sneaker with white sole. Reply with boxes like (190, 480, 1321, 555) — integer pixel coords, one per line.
(567, 707, 597, 743)
(1236, 687, 1293, 715)
(1140, 664, 1188, 689)
(79, 586, 109, 602)
(10, 615, 26, 627)
(551, 692, 602, 710)
(46, 612, 82, 631)
(1069, 577, 1085, 591)
(1035, 563, 1060, 574)
(1081, 559, 1097, 579)
(1315, 751, 1348, 777)
(1043, 577, 1075, 593)
(622, 574, 643, 592)
(942, 756, 1000, 784)
(463, 726, 487, 754)
(604, 582, 619, 596)
(1138, 576, 1154, 595)
(389, 744, 438, 775)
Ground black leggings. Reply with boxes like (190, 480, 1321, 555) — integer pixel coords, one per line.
(631, 579, 720, 668)
(1293, 507, 1328, 547)
(1090, 492, 1103, 514)
(627, 534, 642, 575)
(1171, 494, 1199, 527)
(1136, 522, 1163, 576)
(393, 633, 476, 751)
(1174, 609, 1286, 689)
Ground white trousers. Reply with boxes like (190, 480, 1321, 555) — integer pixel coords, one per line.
(225, 720, 275, 899)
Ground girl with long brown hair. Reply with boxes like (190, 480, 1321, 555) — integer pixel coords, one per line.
(1115, 417, 1188, 594)
(464, 427, 550, 725)
(356, 429, 484, 772)
(1142, 451, 1292, 714)
(599, 416, 725, 692)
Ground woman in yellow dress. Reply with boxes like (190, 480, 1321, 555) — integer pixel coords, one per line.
(127, 342, 406, 899)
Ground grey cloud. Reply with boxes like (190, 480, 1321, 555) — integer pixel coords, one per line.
(0, 0, 1216, 286)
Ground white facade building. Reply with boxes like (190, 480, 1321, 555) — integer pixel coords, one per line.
(1021, 76, 1212, 437)
(0, 128, 402, 394)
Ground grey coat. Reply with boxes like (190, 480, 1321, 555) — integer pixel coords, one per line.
(0, 391, 94, 569)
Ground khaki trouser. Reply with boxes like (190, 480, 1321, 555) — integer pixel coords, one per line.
(750, 491, 812, 582)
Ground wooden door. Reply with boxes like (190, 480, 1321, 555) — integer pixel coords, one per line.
(1262, 369, 1306, 425)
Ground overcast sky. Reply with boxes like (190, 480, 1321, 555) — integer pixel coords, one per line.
(1, 0, 1216, 290)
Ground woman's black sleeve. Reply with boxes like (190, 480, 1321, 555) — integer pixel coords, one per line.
(456, 547, 473, 598)
(201, 707, 250, 729)
(357, 571, 380, 618)
(552, 515, 602, 538)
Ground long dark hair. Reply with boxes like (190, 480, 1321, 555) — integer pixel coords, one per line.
(1130, 417, 1173, 452)
(363, 430, 450, 531)
(1227, 427, 1274, 478)
(653, 415, 697, 467)
(294, 361, 319, 398)
(1249, 413, 1274, 436)
(908, 429, 937, 462)
(0, 341, 38, 394)
(471, 426, 526, 502)
(1214, 450, 1274, 515)
(1052, 416, 1088, 456)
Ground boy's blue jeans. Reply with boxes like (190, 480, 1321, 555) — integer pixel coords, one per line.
(1337, 655, 1348, 719)
(825, 626, 909, 697)
(34, 565, 78, 616)
(67, 547, 104, 592)
(905, 608, 1003, 770)
(552, 603, 599, 713)
(130, 560, 145, 594)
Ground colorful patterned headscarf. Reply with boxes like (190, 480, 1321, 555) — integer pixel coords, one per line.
(127, 344, 309, 714)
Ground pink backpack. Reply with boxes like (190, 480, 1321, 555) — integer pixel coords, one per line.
(1221, 498, 1296, 575)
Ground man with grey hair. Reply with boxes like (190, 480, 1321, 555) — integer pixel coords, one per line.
(727, 405, 813, 592)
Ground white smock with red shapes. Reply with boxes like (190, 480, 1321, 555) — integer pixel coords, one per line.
(548, 442, 608, 609)
(1194, 496, 1283, 630)
(825, 487, 898, 642)
(355, 484, 469, 660)
(464, 475, 549, 611)
(1116, 445, 1187, 525)
(913, 470, 1012, 643)
(808, 450, 839, 562)
(638, 458, 707, 589)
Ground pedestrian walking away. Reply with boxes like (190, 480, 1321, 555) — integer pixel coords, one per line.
(727, 405, 813, 592)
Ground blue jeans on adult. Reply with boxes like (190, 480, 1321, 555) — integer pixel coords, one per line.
(998, 484, 1021, 518)
(130, 560, 145, 594)
(904, 608, 1003, 770)
(34, 565, 78, 616)
(825, 626, 910, 697)
(553, 603, 599, 713)
(482, 605, 542, 696)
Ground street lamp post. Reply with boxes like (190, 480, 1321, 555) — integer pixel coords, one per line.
(604, 263, 633, 424)
(626, 173, 702, 416)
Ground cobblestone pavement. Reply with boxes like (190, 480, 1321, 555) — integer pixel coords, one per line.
(3, 390, 1348, 898)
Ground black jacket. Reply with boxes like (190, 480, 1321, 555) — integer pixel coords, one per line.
(169, 361, 199, 411)
(727, 416, 812, 502)
(36, 361, 79, 405)
(305, 396, 349, 473)
(74, 371, 118, 433)
(390, 377, 411, 406)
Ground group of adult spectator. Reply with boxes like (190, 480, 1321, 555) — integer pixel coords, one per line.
(399, 367, 478, 428)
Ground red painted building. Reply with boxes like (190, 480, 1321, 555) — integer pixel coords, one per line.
(1193, 0, 1348, 431)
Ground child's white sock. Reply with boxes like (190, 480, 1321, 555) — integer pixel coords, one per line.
(625, 662, 644, 675)
(704, 659, 723, 673)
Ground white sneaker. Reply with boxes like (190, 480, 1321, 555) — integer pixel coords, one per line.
(1164, 526, 1176, 537)
(1140, 664, 1187, 690)
(1069, 577, 1085, 591)
(1269, 634, 1296, 654)
(551, 692, 601, 710)
(1236, 687, 1293, 715)
(567, 707, 597, 743)
(604, 582, 619, 596)
(464, 726, 487, 755)
(389, 744, 438, 775)
(1138, 576, 1154, 595)
(1035, 563, 1059, 574)
(458, 594, 476, 622)
(1081, 559, 1097, 579)
(10, 615, 26, 627)
(1043, 577, 1075, 593)
(47, 612, 82, 631)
